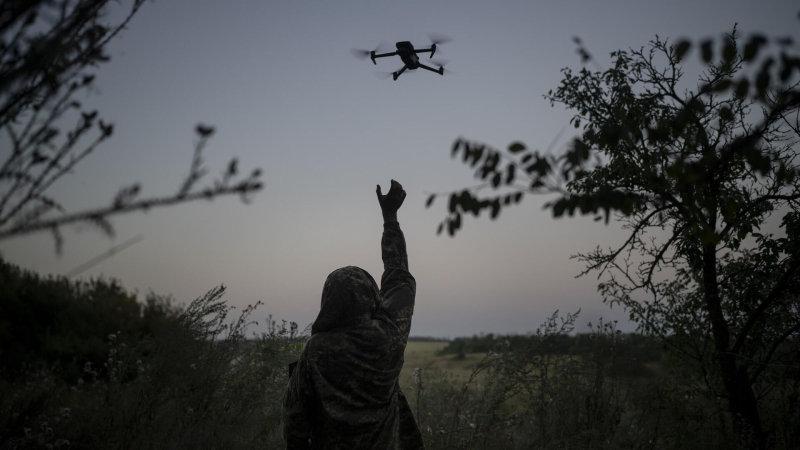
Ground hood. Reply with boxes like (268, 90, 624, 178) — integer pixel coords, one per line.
(311, 266, 381, 335)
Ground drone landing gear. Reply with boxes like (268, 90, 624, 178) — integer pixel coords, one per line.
(418, 63, 444, 76)
(393, 65, 408, 81)
(393, 63, 443, 80)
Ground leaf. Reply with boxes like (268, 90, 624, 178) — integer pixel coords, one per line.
(490, 200, 501, 219)
(506, 164, 516, 184)
(453, 212, 462, 230)
(779, 54, 800, 81)
(700, 39, 713, 63)
(437, 222, 444, 235)
(462, 143, 472, 163)
(508, 142, 526, 154)
(734, 79, 749, 98)
(674, 40, 691, 60)
(552, 199, 566, 218)
(722, 41, 736, 62)
(719, 106, 734, 122)
(451, 139, 461, 158)
(195, 124, 215, 137)
(743, 35, 766, 61)
(426, 194, 435, 208)
(491, 172, 502, 188)
(744, 148, 772, 175)
(756, 57, 774, 96)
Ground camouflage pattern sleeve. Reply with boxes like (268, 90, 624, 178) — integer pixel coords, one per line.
(282, 352, 314, 449)
(379, 222, 416, 337)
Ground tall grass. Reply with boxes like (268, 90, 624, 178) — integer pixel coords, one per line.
(404, 312, 795, 450)
(1, 286, 303, 449)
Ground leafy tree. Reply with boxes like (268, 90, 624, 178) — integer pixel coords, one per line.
(430, 23, 800, 449)
(0, 0, 263, 252)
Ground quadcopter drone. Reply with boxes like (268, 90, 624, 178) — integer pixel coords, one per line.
(351, 33, 452, 81)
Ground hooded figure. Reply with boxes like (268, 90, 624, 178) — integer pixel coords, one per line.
(283, 210, 424, 449)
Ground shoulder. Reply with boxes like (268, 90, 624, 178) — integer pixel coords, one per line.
(303, 333, 325, 362)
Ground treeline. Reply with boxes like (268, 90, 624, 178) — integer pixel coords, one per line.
(438, 331, 663, 363)
(408, 336, 451, 342)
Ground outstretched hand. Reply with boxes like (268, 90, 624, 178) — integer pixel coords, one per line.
(376, 179, 406, 222)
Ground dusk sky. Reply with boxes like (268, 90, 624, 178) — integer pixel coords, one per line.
(1, 0, 797, 337)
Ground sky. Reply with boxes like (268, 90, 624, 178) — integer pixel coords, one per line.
(1, 0, 798, 338)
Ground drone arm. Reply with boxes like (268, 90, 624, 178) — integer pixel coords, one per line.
(393, 64, 408, 81)
(417, 63, 443, 76)
(371, 51, 397, 64)
(414, 44, 436, 58)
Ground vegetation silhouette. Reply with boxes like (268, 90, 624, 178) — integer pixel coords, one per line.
(429, 19, 800, 450)
(0, 0, 263, 253)
(0, 257, 303, 448)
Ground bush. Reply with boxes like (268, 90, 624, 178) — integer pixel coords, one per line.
(0, 259, 304, 449)
(0, 258, 183, 382)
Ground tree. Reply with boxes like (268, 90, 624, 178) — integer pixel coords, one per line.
(0, 0, 263, 252)
(430, 24, 800, 449)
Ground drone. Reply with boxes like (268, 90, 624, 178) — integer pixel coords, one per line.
(351, 33, 452, 81)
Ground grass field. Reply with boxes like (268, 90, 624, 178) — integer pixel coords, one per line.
(399, 341, 487, 390)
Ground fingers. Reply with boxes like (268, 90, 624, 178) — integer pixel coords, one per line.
(391, 179, 403, 192)
(389, 180, 404, 197)
(376, 184, 383, 202)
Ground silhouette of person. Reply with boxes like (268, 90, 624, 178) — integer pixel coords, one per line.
(283, 180, 425, 449)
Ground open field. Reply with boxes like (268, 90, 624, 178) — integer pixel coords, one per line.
(399, 341, 487, 390)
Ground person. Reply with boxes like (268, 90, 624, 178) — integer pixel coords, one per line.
(282, 180, 425, 449)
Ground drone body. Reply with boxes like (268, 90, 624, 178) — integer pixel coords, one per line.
(352, 35, 451, 81)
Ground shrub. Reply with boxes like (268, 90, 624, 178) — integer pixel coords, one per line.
(0, 259, 304, 449)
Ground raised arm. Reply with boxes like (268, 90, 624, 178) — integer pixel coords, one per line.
(376, 180, 416, 337)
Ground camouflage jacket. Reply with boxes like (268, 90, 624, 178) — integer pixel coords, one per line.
(283, 222, 424, 449)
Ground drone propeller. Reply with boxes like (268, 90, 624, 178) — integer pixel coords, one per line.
(427, 32, 453, 46)
(426, 32, 452, 58)
(350, 40, 392, 60)
(350, 48, 372, 60)
(430, 58, 456, 75)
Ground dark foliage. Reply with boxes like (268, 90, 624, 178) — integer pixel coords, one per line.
(438, 331, 663, 365)
(0, 257, 303, 449)
(0, 257, 180, 382)
(430, 19, 800, 450)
